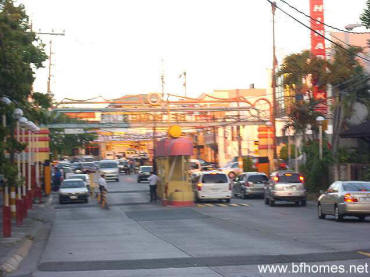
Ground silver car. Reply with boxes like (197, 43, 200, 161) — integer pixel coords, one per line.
(99, 160, 119, 182)
(264, 171, 306, 206)
(233, 172, 268, 199)
(318, 181, 370, 221)
(59, 179, 89, 204)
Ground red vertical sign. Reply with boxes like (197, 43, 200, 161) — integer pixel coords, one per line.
(310, 0, 327, 114)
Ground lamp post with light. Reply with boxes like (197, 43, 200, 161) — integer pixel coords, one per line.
(316, 116, 325, 160)
(13, 108, 24, 224)
(1, 96, 12, 237)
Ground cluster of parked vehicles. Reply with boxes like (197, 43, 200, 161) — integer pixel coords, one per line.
(191, 165, 370, 222)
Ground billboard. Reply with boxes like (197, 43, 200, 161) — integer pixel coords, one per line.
(310, 0, 327, 114)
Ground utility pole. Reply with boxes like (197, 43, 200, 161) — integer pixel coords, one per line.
(179, 71, 187, 97)
(271, 1, 278, 165)
(36, 30, 65, 95)
(236, 89, 243, 168)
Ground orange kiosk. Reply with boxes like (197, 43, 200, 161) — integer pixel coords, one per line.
(155, 126, 194, 206)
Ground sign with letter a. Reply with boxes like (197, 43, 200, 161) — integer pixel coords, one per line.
(310, 0, 327, 114)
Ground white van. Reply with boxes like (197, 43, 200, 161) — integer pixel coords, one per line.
(98, 160, 119, 182)
(193, 171, 232, 203)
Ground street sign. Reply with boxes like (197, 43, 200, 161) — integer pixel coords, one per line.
(64, 129, 85, 134)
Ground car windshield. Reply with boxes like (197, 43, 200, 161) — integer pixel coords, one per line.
(69, 175, 87, 181)
(140, 166, 152, 172)
(82, 162, 94, 167)
(202, 174, 228, 183)
(61, 181, 85, 189)
(277, 173, 301, 183)
(343, 182, 370, 192)
(119, 161, 128, 165)
(248, 175, 268, 183)
(100, 162, 118, 168)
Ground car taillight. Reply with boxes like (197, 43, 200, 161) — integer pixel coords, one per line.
(299, 175, 304, 183)
(273, 176, 279, 182)
(197, 183, 202, 191)
(344, 193, 358, 203)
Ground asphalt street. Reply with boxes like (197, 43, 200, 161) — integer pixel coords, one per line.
(9, 174, 370, 277)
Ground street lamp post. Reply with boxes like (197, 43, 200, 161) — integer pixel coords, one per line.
(19, 117, 29, 218)
(316, 116, 325, 160)
(1, 96, 12, 237)
(266, 121, 273, 174)
(13, 108, 24, 225)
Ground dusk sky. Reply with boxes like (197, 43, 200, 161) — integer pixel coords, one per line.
(20, 0, 368, 100)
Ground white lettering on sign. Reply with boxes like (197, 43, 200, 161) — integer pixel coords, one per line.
(313, 5, 323, 12)
(314, 30, 325, 37)
(315, 42, 325, 50)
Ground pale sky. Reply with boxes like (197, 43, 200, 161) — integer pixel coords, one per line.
(19, 0, 368, 101)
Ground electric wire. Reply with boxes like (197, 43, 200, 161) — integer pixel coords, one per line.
(278, 0, 368, 34)
(266, 0, 370, 63)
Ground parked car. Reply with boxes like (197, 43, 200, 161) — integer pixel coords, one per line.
(318, 181, 370, 222)
(71, 162, 82, 173)
(192, 171, 232, 203)
(98, 160, 119, 182)
(58, 179, 89, 204)
(220, 162, 242, 179)
(264, 171, 306, 206)
(137, 166, 153, 183)
(66, 174, 90, 191)
(233, 172, 268, 199)
(56, 161, 71, 170)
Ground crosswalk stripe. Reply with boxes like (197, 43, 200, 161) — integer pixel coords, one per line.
(229, 203, 239, 207)
(205, 203, 214, 207)
(358, 251, 370, 258)
(197, 204, 205, 208)
(216, 204, 227, 207)
(239, 203, 249, 206)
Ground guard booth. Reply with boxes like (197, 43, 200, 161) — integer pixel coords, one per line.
(155, 126, 194, 206)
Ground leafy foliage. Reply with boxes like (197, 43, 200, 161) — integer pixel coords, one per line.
(299, 140, 333, 192)
(242, 156, 256, 172)
(360, 0, 370, 28)
(279, 144, 297, 160)
(0, 0, 47, 187)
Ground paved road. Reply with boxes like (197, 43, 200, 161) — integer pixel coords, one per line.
(11, 174, 370, 276)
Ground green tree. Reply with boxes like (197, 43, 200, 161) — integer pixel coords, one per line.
(0, 0, 47, 187)
(360, 0, 370, 28)
(279, 144, 297, 161)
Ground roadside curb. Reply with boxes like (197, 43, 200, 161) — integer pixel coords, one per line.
(0, 195, 53, 276)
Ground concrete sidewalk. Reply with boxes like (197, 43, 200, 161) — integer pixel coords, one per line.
(0, 195, 53, 275)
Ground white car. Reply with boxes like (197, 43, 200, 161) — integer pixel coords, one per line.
(99, 160, 119, 182)
(59, 179, 89, 204)
(193, 171, 232, 203)
(66, 174, 90, 191)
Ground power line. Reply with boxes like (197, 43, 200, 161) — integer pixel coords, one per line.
(278, 0, 368, 34)
(265, 0, 370, 63)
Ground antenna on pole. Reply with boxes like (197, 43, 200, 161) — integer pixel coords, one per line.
(36, 29, 66, 96)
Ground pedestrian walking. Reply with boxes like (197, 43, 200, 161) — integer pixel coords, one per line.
(148, 171, 159, 202)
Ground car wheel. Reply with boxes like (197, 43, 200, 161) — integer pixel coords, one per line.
(264, 197, 269, 205)
(295, 201, 300, 206)
(335, 206, 343, 222)
(137, 179, 141, 183)
(301, 200, 307, 206)
(59, 199, 63, 204)
(318, 204, 325, 219)
(225, 199, 231, 203)
(358, 216, 365, 222)
(269, 199, 275, 207)
(116, 178, 119, 182)
(85, 198, 89, 203)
